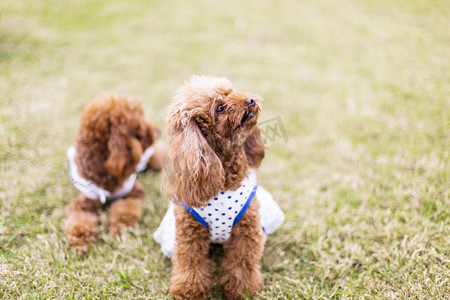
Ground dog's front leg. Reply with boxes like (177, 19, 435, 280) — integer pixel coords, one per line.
(220, 198, 266, 300)
(108, 182, 145, 237)
(170, 204, 212, 300)
(64, 194, 101, 255)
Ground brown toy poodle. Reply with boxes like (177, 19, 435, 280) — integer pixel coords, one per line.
(64, 95, 165, 255)
(154, 76, 285, 299)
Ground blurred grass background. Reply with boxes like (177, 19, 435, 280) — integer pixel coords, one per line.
(0, 0, 449, 298)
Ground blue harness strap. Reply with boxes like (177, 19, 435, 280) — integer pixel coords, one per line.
(233, 184, 257, 226)
(180, 202, 209, 228)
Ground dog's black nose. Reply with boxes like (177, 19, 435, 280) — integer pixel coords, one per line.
(246, 98, 255, 107)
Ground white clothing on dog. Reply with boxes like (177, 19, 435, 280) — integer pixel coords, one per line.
(153, 170, 285, 258)
(67, 145, 155, 204)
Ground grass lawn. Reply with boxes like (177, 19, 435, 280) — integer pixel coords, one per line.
(1, 0, 449, 298)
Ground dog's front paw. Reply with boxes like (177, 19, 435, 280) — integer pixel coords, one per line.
(170, 272, 211, 300)
(220, 266, 263, 300)
(108, 223, 122, 237)
(108, 198, 142, 237)
(108, 216, 138, 237)
(64, 211, 98, 255)
(72, 244, 88, 255)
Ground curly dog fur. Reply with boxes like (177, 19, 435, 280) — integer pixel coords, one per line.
(165, 76, 266, 299)
(64, 95, 165, 255)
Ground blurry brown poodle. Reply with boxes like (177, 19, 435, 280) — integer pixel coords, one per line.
(154, 76, 285, 299)
(64, 95, 165, 255)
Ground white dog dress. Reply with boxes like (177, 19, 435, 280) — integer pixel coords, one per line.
(154, 170, 285, 258)
(67, 145, 155, 204)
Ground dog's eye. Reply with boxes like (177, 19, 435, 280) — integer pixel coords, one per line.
(216, 105, 226, 113)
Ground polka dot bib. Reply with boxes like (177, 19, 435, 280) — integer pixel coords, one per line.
(181, 170, 258, 243)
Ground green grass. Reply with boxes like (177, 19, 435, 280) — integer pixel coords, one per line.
(1, 0, 449, 298)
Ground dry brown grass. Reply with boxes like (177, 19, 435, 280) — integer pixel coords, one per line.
(1, 0, 449, 298)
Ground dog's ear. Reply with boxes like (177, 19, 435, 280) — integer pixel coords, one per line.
(144, 121, 165, 172)
(137, 121, 160, 150)
(147, 121, 161, 145)
(104, 126, 143, 177)
(165, 118, 224, 208)
(244, 126, 266, 169)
